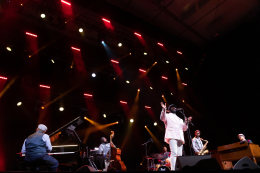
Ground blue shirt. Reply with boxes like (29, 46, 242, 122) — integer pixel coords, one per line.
(99, 143, 116, 157)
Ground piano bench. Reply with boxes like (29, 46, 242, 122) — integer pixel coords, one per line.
(18, 161, 51, 171)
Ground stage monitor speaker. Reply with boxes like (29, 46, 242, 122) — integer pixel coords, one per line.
(177, 155, 221, 171)
(76, 165, 98, 172)
(233, 157, 260, 170)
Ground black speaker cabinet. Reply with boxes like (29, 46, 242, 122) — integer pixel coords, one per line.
(233, 157, 260, 170)
(176, 155, 221, 171)
(76, 165, 98, 172)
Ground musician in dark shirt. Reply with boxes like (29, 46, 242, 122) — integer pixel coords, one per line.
(238, 134, 252, 144)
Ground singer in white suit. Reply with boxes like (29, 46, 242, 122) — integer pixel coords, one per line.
(160, 102, 192, 171)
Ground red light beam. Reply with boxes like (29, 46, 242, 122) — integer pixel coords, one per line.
(71, 47, 81, 51)
(26, 32, 37, 37)
(39, 85, 50, 88)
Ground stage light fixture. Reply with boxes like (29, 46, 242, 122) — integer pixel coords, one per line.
(92, 73, 96, 77)
(41, 13, 46, 18)
(182, 83, 187, 86)
(101, 40, 104, 44)
(0, 76, 7, 80)
(6, 47, 11, 51)
(171, 93, 173, 95)
(79, 28, 83, 33)
(138, 89, 140, 92)
(176, 68, 178, 71)
(182, 100, 185, 102)
(185, 68, 188, 70)
(120, 101, 127, 104)
(162, 95, 164, 97)
(162, 76, 168, 80)
(71, 47, 80, 51)
(145, 106, 151, 109)
(61, 0, 71, 5)
(40, 85, 50, 88)
(21, 3, 23, 6)
(130, 119, 134, 123)
(139, 69, 146, 72)
(102, 18, 111, 23)
(150, 87, 153, 89)
(17, 102, 22, 106)
(129, 53, 131, 55)
(166, 61, 169, 63)
(157, 42, 164, 47)
(51, 59, 55, 63)
(145, 125, 147, 128)
(111, 60, 119, 64)
(29, 55, 31, 58)
(118, 43, 122, 47)
(103, 114, 106, 118)
(26, 32, 37, 37)
(126, 80, 130, 83)
(134, 32, 141, 37)
(41, 106, 44, 109)
(177, 51, 182, 55)
(59, 107, 64, 111)
(144, 52, 147, 55)
(154, 122, 157, 126)
(84, 93, 93, 97)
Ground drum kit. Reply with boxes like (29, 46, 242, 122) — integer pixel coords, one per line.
(147, 153, 171, 171)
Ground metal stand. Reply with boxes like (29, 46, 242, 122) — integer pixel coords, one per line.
(142, 138, 153, 171)
(179, 109, 194, 156)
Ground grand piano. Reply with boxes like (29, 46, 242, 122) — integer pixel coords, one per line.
(18, 116, 86, 170)
(211, 141, 260, 169)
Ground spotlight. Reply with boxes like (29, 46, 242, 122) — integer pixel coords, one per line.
(171, 93, 173, 95)
(79, 28, 83, 33)
(139, 69, 146, 73)
(144, 52, 147, 55)
(126, 80, 130, 83)
(145, 125, 147, 128)
(177, 51, 183, 55)
(40, 13, 46, 18)
(51, 59, 55, 63)
(175, 68, 178, 71)
(17, 102, 22, 106)
(130, 119, 134, 123)
(150, 87, 153, 89)
(6, 47, 11, 51)
(185, 68, 188, 70)
(118, 43, 122, 47)
(41, 106, 44, 109)
(182, 83, 187, 86)
(59, 107, 64, 111)
(103, 114, 106, 118)
(162, 76, 168, 80)
(154, 122, 157, 126)
(138, 89, 140, 92)
(182, 100, 185, 103)
(29, 55, 31, 58)
(166, 61, 169, 63)
(162, 95, 164, 97)
(129, 53, 131, 55)
(101, 40, 104, 44)
(92, 73, 96, 77)
(21, 3, 23, 6)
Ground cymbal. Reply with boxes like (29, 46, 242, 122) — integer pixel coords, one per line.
(150, 153, 165, 160)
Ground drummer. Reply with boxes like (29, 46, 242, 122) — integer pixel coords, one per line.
(160, 146, 170, 164)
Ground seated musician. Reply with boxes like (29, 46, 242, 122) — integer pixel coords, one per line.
(192, 130, 205, 155)
(21, 124, 59, 171)
(238, 134, 252, 144)
(160, 146, 170, 164)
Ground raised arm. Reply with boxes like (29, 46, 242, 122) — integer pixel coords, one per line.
(160, 102, 167, 122)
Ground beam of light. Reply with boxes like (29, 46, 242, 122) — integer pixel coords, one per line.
(84, 93, 93, 97)
(83, 117, 118, 143)
(162, 95, 168, 106)
(145, 106, 156, 121)
(176, 69, 186, 103)
(102, 18, 110, 23)
(0, 75, 18, 98)
(139, 69, 146, 73)
(61, 0, 71, 5)
(120, 101, 127, 104)
(26, 32, 37, 37)
(162, 76, 168, 80)
(157, 42, 164, 46)
(177, 51, 182, 55)
(145, 106, 151, 109)
(71, 47, 80, 51)
(39, 85, 50, 88)
(111, 60, 119, 64)
(134, 32, 142, 37)
(145, 126, 163, 150)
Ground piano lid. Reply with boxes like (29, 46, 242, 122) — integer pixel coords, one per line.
(49, 116, 83, 145)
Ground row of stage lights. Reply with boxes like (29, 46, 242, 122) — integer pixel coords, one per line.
(19, 0, 183, 56)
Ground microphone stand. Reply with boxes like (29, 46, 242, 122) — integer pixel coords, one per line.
(142, 138, 153, 171)
(178, 109, 194, 156)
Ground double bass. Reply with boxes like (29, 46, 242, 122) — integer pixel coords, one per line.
(109, 131, 127, 171)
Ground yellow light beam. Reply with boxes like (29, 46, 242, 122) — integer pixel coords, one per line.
(145, 126, 163, 150)
(0, 75, 18, 98)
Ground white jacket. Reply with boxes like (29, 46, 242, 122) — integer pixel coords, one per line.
(160, 108, 188, 144)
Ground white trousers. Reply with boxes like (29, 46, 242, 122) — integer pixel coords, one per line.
(169, 139, 183, 171)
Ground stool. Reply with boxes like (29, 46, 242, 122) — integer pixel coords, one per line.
(18, 160, 50, 171)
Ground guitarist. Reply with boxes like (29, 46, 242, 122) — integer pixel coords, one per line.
(192, 130, 206, 155)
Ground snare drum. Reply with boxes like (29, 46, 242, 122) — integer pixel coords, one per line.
(157, 165, 171, 171)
